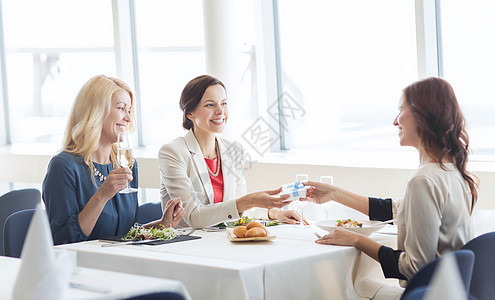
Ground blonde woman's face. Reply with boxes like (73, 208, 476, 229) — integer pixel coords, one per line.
(101, 90, 132, 145)
(187, 84, 228, 136)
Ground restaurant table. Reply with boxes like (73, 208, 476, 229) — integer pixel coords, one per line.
(58, 224, 400, 300)
(0, 256, 191, 300)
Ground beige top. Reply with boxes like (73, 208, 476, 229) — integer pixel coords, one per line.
(158, 130, 268, 229)
(392, 163, 473, 283)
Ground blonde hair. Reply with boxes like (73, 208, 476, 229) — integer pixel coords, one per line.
(62, 75, 136, 177)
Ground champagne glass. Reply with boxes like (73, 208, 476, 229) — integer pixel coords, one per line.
(296, 174, 309, 226)
(117, 132, 138, 193)
(320, 176, 334, 219)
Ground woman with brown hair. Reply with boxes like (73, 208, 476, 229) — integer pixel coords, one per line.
(158, 75, 304, 229)
(303, 77, 478, 295)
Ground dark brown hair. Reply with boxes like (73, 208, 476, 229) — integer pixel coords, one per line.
(403, 77, 478, 208)
(179, 75, 226, 130)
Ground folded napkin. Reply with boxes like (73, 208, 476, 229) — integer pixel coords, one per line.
(424, 252, 468, 300)
(12, 204, 72, 300)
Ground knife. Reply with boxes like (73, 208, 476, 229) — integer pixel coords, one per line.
(101, 238, 162, 247)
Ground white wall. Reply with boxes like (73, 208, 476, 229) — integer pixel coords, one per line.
(1, 151, 494, 209)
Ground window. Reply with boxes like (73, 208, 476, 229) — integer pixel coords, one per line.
(439, 0, 495, 159)
(2, 0, 115, 144)
(134, 0, 206, 147)
(275, 1, 419, 165)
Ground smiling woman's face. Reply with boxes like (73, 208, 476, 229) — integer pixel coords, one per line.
(393, 95, 421, 149)
(101, 90, 132, 145)
(187, 84, 228, 136)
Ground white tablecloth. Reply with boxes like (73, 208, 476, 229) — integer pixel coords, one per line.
(0, 256, 190, 300)
(58, 224, 399, 300)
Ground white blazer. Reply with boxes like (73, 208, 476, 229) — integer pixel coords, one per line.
(158, 130, 268, 229)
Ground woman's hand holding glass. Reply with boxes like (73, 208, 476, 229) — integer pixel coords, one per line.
(117, 132, 138, 193)
(95, 167, 133, 200)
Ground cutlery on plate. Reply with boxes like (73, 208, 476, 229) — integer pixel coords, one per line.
(178, 228, 195, 236)
(368, 218, 397, 227)
(313, 231, 322, 239)
(101, 238, 162, 247)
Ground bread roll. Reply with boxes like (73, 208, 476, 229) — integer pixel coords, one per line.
(246, 221, 268, 235)
(245, 227, 267, 238)
(234, 226, 248, 238)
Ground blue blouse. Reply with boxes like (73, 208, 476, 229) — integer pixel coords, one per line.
(42, 151, 138, 245)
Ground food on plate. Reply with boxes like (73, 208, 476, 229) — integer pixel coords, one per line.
(233, 221, 269, 238)
(336, 219, 363, 228)
(246, 221, 267, 232)
(265, 220, 280, 226)
(233, 225, 248, 238)
(233, 216, 252, 226)
(245, 227, 267, 238)
(123, 223, 178, 241)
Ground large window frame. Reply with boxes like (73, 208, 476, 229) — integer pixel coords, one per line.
(0, 0, 493, 165)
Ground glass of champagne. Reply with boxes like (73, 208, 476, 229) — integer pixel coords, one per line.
(117, 132, 138, 193)
(296, 173, 309, 226)
(320, 176, 334, 219)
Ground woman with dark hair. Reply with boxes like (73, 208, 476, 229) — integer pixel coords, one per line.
(303, 77, 478, 296)
(158, 75, 303, 229)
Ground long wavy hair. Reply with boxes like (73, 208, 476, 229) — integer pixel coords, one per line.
(62, 75, 136, 178)
(403, 77, 478, 209)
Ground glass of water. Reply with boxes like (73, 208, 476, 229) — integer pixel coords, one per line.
(320, 176, 334, 219)
(295, 174, 309, 226)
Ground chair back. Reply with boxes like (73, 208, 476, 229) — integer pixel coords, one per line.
(136, 202, 162, 224)
(3, 209, 36, 258)
(461, 232, 495, 300)
(124, 291, 185, 300)
(401, 286, 478, 300)
(401, 249, 475, 299)
(0, 189, 41, 255)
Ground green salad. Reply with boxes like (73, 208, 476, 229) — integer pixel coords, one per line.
(214, 216, 281, 228)
(123, 223, 179, 241)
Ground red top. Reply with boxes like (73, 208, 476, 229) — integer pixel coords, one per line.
(205, 157, 224, 203)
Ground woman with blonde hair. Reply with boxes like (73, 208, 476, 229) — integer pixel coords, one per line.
(43, 75, 183, 245)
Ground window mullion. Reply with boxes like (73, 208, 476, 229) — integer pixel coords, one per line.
(0, 0, 11, 145)
(111, 0, 143, 146)
(415, 0, 440, 78)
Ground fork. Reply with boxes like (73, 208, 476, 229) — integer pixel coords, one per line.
(313, 231, 322, 239)
(368, 218, 397, 227)
(178, 228, 195, 236)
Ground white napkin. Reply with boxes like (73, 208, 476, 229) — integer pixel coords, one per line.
(423, 252, 468, 300)
(12, 204, 72, 300)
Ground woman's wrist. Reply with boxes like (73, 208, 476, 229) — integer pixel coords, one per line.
(91, 190, 109, 206)
(236, 194, 254, 214)
(268, 208, 274, 219)
(353, 234, 364, 248)
(268, 208, 280, 220)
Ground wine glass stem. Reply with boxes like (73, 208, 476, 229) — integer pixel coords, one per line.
(300, 204, 304, 226)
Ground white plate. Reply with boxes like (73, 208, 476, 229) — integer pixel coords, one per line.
(315, 219, 386, 237)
